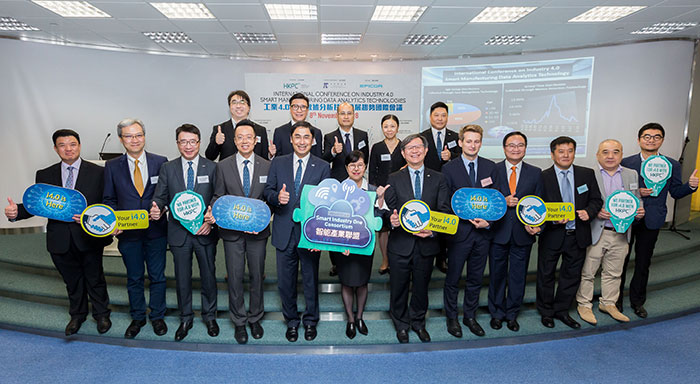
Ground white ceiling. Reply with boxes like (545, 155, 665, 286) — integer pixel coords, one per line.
(1, 0, 700, 61)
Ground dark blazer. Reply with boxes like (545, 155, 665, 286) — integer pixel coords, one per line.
(103, 152, 168, 241)
(322, 128, 370, 181)
(263, 153, 331, 250)
(621, 153, 695, 230)
(491, 161, 543, 246)
(212, 153, 271, 241)
(419, 128, 461, 171)
(16, 160, 111, 254)
(442, 156, 498, 243)
(539, 165, 603, 249)
(271, 122, 323, 159)
(368, 140, 405, 187)
(152, 156, 218, 247)
(384, 166, 450, 257)
(205, 119, 269, 161)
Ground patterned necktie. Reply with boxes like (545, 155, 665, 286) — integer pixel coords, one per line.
(509, 166, 517, 195)
(414, 170, 421, 200)
(243, 159, 250, 197)
(187, 161, 194, 190)
(561, 170, 574, 229)
(294, 159, 303, 193)
(436, 131, 442, 153)
(134, 159, 144, 197)
(344, 133, 351, 154)
(65, 166, 75, 189)
(468, 162, 476, 186)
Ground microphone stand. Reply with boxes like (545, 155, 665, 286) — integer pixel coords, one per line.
(663, 136, 691, 240)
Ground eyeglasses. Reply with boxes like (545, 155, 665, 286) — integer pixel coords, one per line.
(505, 143, 526, 149)
(347, 163, 365, 170)
(230, 100, 248, 106)
(121, 133, 144, 141)
(404, 144, 425, 152)
(641, 134, 663, 141)
(235, 135, 254, 142)
(177, 139, 199, 146)
(291, 104, 308, 111)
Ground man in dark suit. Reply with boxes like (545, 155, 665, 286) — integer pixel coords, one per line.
(322, 102, 370, 181)
(205, 90, 270, 161)
(5, 129, 111, 336)
(211, 119, 271, 344)
(264, 121, 331, 342)
(441, 124, 497, 338)
(618, 123, 698, 318)
(270, 93, 323, 158)
(151, 124, 219, 342)
(103, 118, 168, 339)
(537, 136, 603, 329)
(385, 133, 450, 343)
(489, 131, 542, 333)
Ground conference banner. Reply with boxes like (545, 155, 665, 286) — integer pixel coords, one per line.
(212, 195, 271, 233)
(641, 155, 672, 196)
(451, 187, 507, 221)
(22, 183, 87, 222)
(399, 200, 458, 235)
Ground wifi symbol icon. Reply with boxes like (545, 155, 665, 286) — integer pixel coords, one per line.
(315, 187, 331, 200)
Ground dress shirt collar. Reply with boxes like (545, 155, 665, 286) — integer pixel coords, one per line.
(61, 157, 82, 172)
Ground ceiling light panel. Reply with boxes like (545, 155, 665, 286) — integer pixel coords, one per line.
(470, 7, 536, 23)
(322, 33, 361, 45)
(234, 32, 277, 44)
(569, 6, 646, 23)
(403, 34, 447, 46)
(0, 17, 40, 31)
(150, 3, 214, 19)
(144, 32, 193, 43)
(32, 1, 110, 18)
(631, 22, 698, 35)
(265, 4, 317, 20)
(371, 6, 427, 22)
(484, 35, 533, 46)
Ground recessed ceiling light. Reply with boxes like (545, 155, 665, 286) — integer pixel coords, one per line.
(298, 54, 307, 58)
(322, 33, 362, 45)
(150, 2, 214, 19)
(32, 1, 110, 18)
(0, 16, 40, 31)
(484, 35, 533, 46)
(631, 22, 698, 34)
(371, 6, 427, 22)
(569, 6, 646, 22)
(143, 32, 193, 44)
(264, 4, 317, 20)
(470, 7, 536, 23)
(233, 32, 277, 44)
(370, 54, 377, 58)
(403, 34, 447, 46)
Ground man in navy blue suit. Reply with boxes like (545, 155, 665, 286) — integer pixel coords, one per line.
(264, 121, 331, 342)
(489, 131, 542, 333)
(270, 93, 323, 159)
(618, 123, 698, 318)
(103, 118, 168, 339)
(442, 124, 497, 338)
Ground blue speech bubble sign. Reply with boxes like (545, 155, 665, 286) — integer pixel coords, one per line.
(451, 187, 507, 221)
(212, 195, 271, 233)
(22, 183, 87, 222)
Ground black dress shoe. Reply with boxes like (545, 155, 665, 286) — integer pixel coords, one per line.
(304, 325, 317, 341)
(329, 265, 337, 277)
(65, 318, 84, 336)
(506, 319, 520, 332)
(249, 321, 264, 339)
(345, 322, 356, 339)
(174, 321, 193, 341)
(446, 318, 462, 338)
(633, 305, 648, 318)
(378, 267, 390, 275)
(356, 319, 368, 335)
(97, 316, 112, 334)
(206, 319, 220, 337)
(152, 319, 167, 336)
(234, 325, 248, 344)
(554, 314, 581, 329)
(396, 329, 409, 343)
(413, 327, 431, 342)
(124, 319, 147, 339)
(490, 318, 503, 330)
(436, 261, 448, 274)
(541, 316, 555, 328)
(285, 326, 298, 342)
(463, 318, 485, 337)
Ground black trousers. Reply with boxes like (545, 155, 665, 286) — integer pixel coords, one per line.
(443, 234, 490, 319)
(50, 241, 110, 321)
(488, 242, 532, 321)
(388, 246, 434, 331)
(618, 221, 660, 309)
(536, 233, 586, 317)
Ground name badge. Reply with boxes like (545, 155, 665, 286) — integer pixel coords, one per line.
(358, 140, 366, 149)
(381, 154, 391, 162)
(150, 176, 158, 184)
(256, 136, 261, 143)
(480, 177, 493, 187)
(259, 175, 267, 183)
(629, 182, 638, 190)
(577, 184, 588, 194)
(197, 175, 209, 184)
(447, 140, 457, 149)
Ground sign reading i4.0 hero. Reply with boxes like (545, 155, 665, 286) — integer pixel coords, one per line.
(293, 179, 383, 255)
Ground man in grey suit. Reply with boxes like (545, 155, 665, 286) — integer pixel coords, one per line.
(211, 120, 271, 344)
(576, 139, 644, 325)
(151, 124, 219, 342)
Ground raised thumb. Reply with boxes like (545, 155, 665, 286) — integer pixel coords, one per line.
(217, 125, 222, 134)
(281, 184, 287, 192)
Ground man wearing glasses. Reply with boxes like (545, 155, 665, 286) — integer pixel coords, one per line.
(617, 123, 698, 318)
(103, 118, 168, 339)
(270, 93, 323, 158)
(322, 102, 369, 181)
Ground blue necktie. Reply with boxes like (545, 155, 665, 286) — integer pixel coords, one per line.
(436, 131, 442, 153)
(65, 166, 75, 189)
(294, 159, 303, 193)
(186, 161, 194, 190)
(561, 170, 575, 230)
(414, 170, 421, 200)
(468, 161, 476, 186)
(243, 159, 250, 197)
(344, 133, 351, 154)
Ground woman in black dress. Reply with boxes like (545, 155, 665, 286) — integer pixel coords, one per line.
(335, 150, 388, 339)
(368, 114, 404, 275)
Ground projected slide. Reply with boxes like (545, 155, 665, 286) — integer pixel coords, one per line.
(422, 57, 594, 158)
